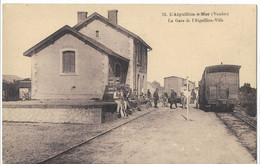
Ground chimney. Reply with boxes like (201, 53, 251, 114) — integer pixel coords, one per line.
(108, 10, 118, 24)
(77, 12, 88, 23)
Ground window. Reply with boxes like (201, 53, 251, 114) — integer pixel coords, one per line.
(142, 48, 147, 65)
(95, 30, 100, 37)
(136, 44, 141, 65)
(62, 51, 75, 73)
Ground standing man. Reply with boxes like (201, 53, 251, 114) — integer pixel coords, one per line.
(153, 88, 159, 108)
(194, 88, 199, 109)
(169, 89, 178, 109)
(162, 92, 169, 107)
(191, 89, 196, 104)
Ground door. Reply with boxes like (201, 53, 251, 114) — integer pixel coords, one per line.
(115, 64, 121, 85)
(218, 73, 228, 99)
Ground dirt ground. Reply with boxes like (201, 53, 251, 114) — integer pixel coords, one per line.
(49, 105, 256, 164)
(2, 104, 256, 164)
(2, 107, 153, 164)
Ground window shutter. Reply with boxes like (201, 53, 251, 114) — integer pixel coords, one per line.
(62, 51, 75, 73)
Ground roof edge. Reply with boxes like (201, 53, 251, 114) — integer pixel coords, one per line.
(205, 64, 241, 70)
(164, 76, 195, 84)
(23, 25, 129, 62)
(73, 12, 152, 50)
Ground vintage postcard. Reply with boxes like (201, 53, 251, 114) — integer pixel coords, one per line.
(2, 4, 257, 164)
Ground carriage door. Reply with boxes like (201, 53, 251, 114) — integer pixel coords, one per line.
(218, 73, 228, 99)
(209, 87, 217, 100)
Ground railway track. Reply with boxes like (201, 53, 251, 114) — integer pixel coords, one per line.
(37, 109, 156, 164)
(231, 112, 257, 130)
(216, 112, 257, 160)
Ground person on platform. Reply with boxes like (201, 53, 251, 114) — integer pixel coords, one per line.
(122, 88, 133, 116)
(113, 87, 123, 118)
(162, 92, 169, 107)
(191, 89, 196, 104)
(147, 89, 152, 107)
(153, 88, 159, 108)
(119, 88, 127, 118)
(147, 89, 152, 99)
(194, 88, 199, 109)
(169, 89, 178, 109)
(128, 89, 137, 112)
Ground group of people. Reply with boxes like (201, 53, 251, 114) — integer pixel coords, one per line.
(154, 88, 199, 109)
(162, 89, 178, 109)
(113, 87, 133, 118)
(113, 87, 199, 118)
(148, 88, 178, 109)
(113, 87, 145, 118)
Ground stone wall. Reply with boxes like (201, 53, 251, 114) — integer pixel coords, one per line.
(3, 108, 102, 124)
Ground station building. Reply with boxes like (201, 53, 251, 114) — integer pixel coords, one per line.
(24, 10, 152, 100)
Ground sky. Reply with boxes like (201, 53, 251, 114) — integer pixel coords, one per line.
(2, 4, 257, 87)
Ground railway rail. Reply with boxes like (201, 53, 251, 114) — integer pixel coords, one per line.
(216, 112, 257, 160)
(37, 109, 156, 164)
(231, 112, 256, 130)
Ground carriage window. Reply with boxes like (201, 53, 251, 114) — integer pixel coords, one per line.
(62, 51, 75, 73)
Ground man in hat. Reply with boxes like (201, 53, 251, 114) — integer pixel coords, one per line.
(153, 88, 159, 108)
(169, 89, 178, 109)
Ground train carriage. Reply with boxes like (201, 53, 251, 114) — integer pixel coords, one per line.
(199, 64, 241, 112)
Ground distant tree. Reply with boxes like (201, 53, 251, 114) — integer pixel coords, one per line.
(2, 80, 20, 101)
(22, 78, 31, 81)
(239, 83, 257, 117)
(239, 83, 252, 93)
(152, 81, 161, 89)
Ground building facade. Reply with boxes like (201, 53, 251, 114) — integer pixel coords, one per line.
(24, 10, 151, 99)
